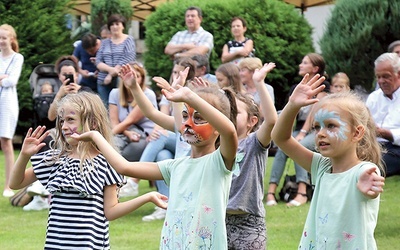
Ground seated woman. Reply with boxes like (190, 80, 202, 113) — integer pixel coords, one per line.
(221, 17, 254, 65)
(109, 63, 157, 196)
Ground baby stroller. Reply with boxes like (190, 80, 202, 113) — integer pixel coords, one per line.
(29, 64, 61, 128)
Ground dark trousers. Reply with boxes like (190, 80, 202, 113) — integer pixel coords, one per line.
(381, 142, 400, 177)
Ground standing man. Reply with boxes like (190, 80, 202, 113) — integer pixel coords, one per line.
(366, 52, 400, 177)
(73, 33, 102, 92)
(164, 6, 213, 60)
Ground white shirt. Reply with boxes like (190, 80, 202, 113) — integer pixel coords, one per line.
(366, 87, 400, 145)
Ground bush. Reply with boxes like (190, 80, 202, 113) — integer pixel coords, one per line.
(144, 0, 315, 109)
(0, 0, 74, 135)
(320, 0, 400, 92)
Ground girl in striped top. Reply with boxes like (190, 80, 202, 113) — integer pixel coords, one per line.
(10, 91, 167, 250)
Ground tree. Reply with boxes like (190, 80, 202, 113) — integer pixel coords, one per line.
(320, 0, 400, 92)
(144, 0, 315, 109)
(90, 0, 132, 35)
(0, 0, 73, 135)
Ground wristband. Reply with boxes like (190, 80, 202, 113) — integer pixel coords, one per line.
(300, 129, 307, 134)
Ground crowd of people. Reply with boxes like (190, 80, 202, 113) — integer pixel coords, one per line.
(1, 4, 397, 249)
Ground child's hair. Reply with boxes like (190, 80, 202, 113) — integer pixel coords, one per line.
(331, 72, 350, 87)
(215, 63, 244, 94)
(55, 55, 79, 75)
(54, 92, 114, 165)
(0, 24, 19, 52)
(173, 57, 196, 82)
(313, 91, 384, 174)
(119, 63, 146, 108)
(235, 92, 261, 133)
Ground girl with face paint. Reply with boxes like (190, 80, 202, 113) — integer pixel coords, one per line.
(10, 91, 167, 249)
(271, 74, 385, 250)
(71, 64, 239, 250)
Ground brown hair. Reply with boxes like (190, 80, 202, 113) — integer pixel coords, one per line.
(216, 63, 244, 94)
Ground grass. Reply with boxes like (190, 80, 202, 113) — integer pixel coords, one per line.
(0, 151, 399, 249)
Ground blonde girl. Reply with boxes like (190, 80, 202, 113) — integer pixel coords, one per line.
(10, 91, 167, 249)
(72, 64, 239, 249)
(271, 74, 385, 249)
(330, 72, 350, 93)
(0, 24, 24, 197)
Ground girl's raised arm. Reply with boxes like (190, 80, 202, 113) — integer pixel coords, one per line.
(271, 74, 325, 172)
(253, 63, 278, 147)
(119, 65, 175, 132)
(162, 87, 238, 171)
(71, 131, 163, 180)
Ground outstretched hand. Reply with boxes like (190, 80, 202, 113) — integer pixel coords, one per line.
(21, 126, 50, 156)
(191, 77, 210, 88)
(119, 64, 137, 86)
(289, 74, 326, 108)
(147, 191, 169, 209)
(70, 131, 97, 142)
(253, 62, 276, 83)
(357, 167, 385, 198)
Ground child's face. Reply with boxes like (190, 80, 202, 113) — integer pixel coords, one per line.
(58, 106, 82, 145)
(181, 104, 215, 144)
(313, 106, 353, 157)
(236, 99, 250, 138)
(41, 84, 53, 94)
(330, 79, 349, 93)
(216, 71, 229, 88)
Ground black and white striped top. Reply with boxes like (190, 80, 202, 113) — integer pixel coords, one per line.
(31, 150, 124, 250)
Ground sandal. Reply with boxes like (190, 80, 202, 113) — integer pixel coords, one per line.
(286, 193, 307, 207)
(266, 192, 277, 206)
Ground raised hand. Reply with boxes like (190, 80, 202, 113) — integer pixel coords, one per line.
(20, 126, 50, 156)
(119, 64, 137, 86)
(170, 67, 189, 89)
(289, 74, 326, 108)
(191, 77, 210, 88)
(357, 167, 385, 198)
(152, 76, 170, 91)
(253, 62, 276, 83)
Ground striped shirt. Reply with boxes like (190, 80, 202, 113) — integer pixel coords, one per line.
(168, 27, 214, 57)
(31, 150, 124, 250)
(96, 36, 136, 83)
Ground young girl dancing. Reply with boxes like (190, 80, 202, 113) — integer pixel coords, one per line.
(226, 62, 277, 249)
(72, 64, 239, 249)
(10, 91, 167, 249)
(271, 74, 385, 249)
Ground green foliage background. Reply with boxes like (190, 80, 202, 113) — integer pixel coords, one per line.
(320, 0, 400, 91)
(0, 0, 74, 134)
(90, 0, 133, 35)
(144, 0, 315, 109)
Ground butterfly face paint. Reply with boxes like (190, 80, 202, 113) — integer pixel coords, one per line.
(314, 109, 349, 141)
(181, 104, 214, 144)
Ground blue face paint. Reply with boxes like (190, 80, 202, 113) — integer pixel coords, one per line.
(314, 109, 348, 141)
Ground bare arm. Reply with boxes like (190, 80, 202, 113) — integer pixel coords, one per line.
(271, 74, 326, 172)
(111, 105, 146, 135)
(71, 131, 163, 180)
(164, 43, 196, 56)
(253, 63, 278, 147)
(221, 40, 254, 63)
(10, 127, 49, 189)
(162, 87, 238, 170)
(104, 187, 168, 221)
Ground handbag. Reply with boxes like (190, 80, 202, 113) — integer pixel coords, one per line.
(279, 161, 314, 202)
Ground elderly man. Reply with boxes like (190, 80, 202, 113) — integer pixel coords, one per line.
(164, 6, 213, 59)
(366, 52, 400, 177)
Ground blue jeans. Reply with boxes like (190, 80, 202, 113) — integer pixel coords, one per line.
(140, 131, 176, 197)
(98, 79, 118, 107)
(269, 131, 315, 184)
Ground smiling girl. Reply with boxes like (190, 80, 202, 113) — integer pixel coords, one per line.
(271, 74, 385, 249)
(10, 91, 167, 249)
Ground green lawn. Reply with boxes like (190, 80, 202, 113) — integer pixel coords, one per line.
(0, 152, 399, 249)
